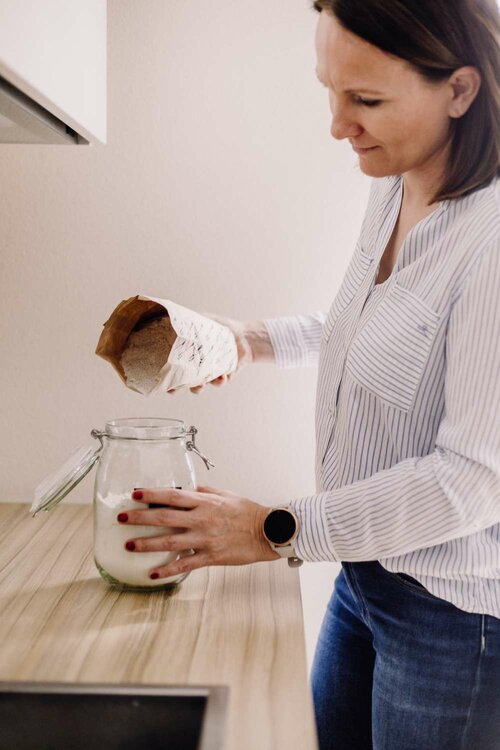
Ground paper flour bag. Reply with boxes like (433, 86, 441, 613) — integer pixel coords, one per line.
(95, 295, 238, 394)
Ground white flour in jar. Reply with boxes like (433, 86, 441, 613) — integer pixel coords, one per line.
(94, 493, 187, 587)
(120, 317, 176, 395)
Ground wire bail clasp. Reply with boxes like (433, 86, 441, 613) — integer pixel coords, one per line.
(186, 426, 215, 471)
(91, 429, 105, 449)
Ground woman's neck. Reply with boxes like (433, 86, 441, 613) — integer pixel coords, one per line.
(402, 140, 450, 210)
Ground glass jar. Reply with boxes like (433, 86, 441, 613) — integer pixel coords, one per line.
(31, 417, 214, 593)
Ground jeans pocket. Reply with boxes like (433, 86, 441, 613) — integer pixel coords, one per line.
(382, 567, 439, 600)
(396, 572, 426, 590)
(394, 573, 439, 599)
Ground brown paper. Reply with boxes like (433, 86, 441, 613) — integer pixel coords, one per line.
(96, 294, 237, 394)
(95, 296, 168, 385)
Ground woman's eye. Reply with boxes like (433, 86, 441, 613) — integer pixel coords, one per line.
(357, 97, 382, 107)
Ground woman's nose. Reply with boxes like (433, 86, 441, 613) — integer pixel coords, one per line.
(330, 107, 363, 141)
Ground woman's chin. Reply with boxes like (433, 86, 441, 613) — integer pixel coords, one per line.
(357, 159, 393, 178)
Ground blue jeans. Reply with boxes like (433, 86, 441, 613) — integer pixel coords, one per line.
(312, 562, 500, 750)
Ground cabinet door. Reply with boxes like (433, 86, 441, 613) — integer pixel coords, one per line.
(0, 0, 106, 143)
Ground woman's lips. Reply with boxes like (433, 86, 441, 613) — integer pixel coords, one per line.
(352, 145, 379, 154)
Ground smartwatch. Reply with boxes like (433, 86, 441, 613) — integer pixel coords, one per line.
(263, 507, 303, 568)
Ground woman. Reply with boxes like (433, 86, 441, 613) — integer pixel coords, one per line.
(117, 1, 500, 747)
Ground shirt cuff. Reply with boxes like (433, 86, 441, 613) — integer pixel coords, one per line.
(289, 493, 340, 562)
(263, 314, 323, 369)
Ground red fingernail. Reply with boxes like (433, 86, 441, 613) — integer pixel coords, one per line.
(150, 572, 159, 580)
(132, 491, 143, 500)
(125, 541, 136, 551)
(117, 513, 129, 523)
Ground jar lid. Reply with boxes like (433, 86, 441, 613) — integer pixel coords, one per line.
(30, 442, 103, 516)
(30, 419, 214, 516)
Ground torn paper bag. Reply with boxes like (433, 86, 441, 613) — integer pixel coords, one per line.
(95, 295, 238, 395)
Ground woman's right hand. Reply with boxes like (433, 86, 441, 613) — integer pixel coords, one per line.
(167, 315, 254, 395)
(167, 316, 275, 395)
(192, 314, 254, 394)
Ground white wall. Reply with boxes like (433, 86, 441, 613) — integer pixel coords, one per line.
(0, 0, 369, 670)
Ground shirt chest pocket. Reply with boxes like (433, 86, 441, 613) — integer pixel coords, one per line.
(322, 245, 373, 343)
(345, 283, 441, 412)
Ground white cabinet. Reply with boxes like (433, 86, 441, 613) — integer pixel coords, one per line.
(0, 0, 106, 144)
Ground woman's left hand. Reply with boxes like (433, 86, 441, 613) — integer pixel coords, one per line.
(117, 485, 280, 580)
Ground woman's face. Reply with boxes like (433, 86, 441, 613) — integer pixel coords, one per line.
(315, 12, 454, 179)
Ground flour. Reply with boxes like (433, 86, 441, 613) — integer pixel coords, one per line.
(120, 316, 176, 395)
(94, 493, 187, 587)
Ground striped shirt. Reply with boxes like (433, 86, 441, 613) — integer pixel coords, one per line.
(264, 174, 500, 618)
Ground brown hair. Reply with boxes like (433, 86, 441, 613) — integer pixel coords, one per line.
(312, 0, 500, 202)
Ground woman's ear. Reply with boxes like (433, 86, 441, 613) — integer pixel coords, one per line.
(448, 66, 482, 118)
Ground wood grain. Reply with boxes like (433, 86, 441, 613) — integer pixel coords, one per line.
(0, 504, 318, 750)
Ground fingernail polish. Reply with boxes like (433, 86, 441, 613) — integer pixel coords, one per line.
(132, 491, 143, 500)
(125, 541, 136, 551)
(117, 513, 129, 523)
(150, 572, 159, 580)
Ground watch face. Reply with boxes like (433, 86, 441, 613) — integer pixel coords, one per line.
(264, 509, 297, 545)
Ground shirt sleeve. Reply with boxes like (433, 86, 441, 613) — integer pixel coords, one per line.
(263, 313, 326, 368)
(289, 238, 500, 562)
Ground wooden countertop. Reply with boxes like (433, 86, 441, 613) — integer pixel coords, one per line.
(0, 503, 318, 750)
